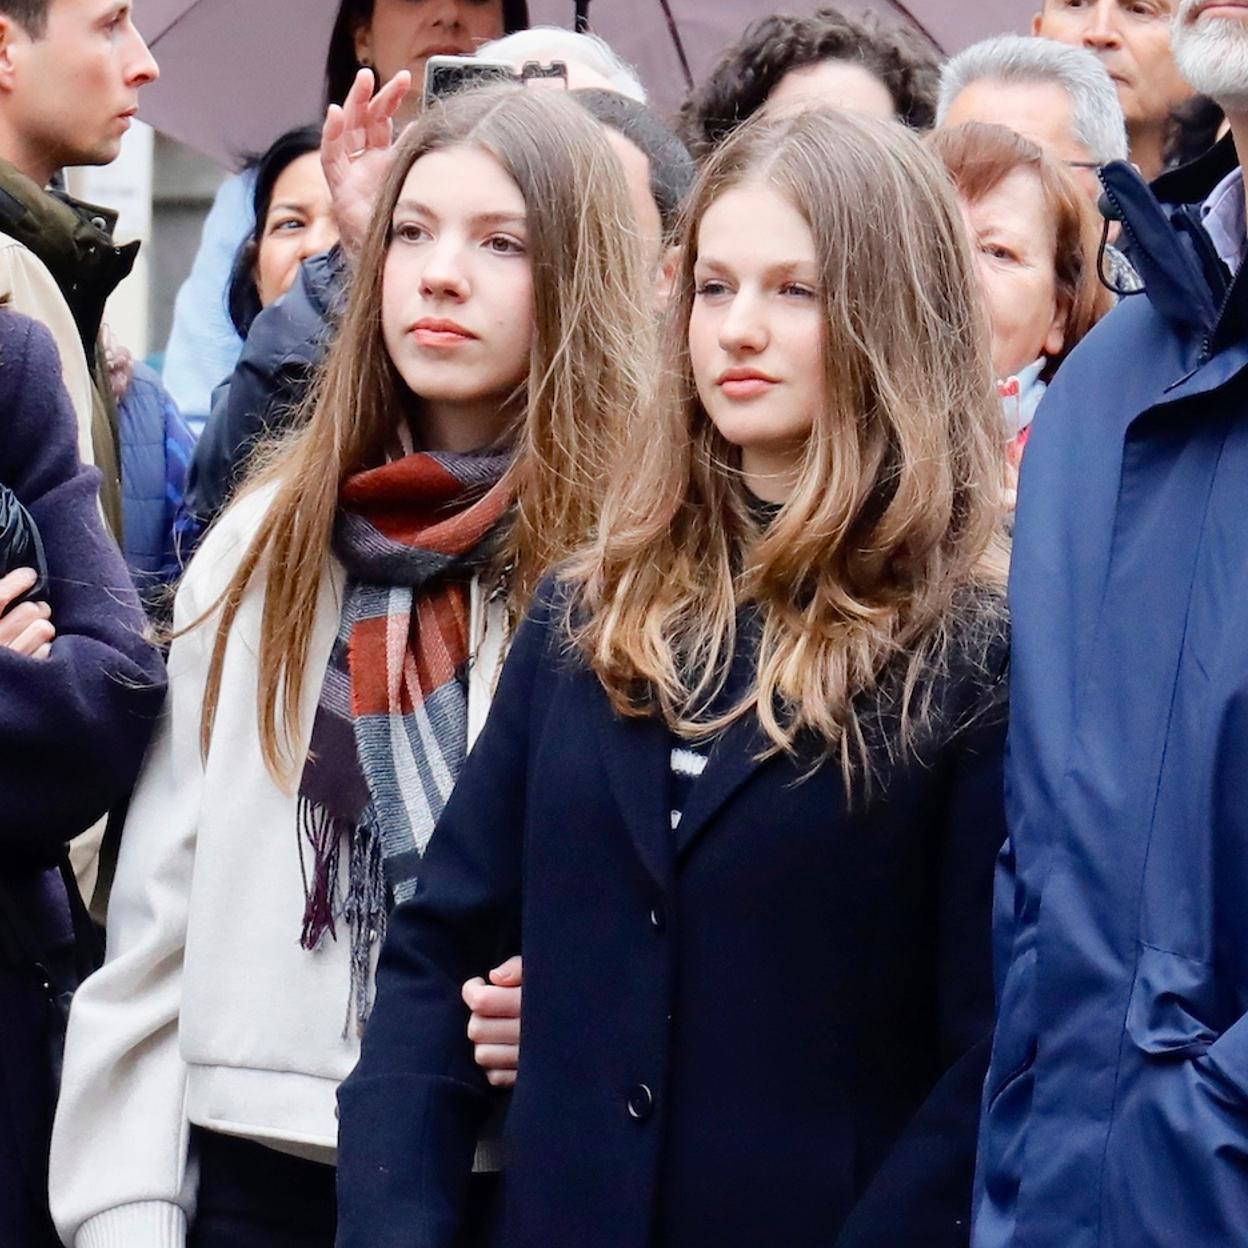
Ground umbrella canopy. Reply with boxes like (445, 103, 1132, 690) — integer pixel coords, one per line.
(529, 0, 1040, 115)
(138, 0, 1040, 168)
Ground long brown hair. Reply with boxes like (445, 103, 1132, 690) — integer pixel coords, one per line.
(930, 122, 1114, 382)
(569, 108, 1007, 788)
(199, 84, 653, 783)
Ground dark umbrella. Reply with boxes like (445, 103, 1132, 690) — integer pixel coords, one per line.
(137, 0, 1037, 167)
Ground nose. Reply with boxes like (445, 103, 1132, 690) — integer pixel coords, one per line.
(718, 289, 769, 355)
(419, 237, 471, 301)
(429, 0, 465, 30)
(125, 22, 160, 86)
(1081, 0, 1122, 49)
(301, 216, 340, 262)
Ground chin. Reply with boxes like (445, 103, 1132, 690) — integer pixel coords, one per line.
(77, 141, 121, 169)
(707, 411, 787, 451)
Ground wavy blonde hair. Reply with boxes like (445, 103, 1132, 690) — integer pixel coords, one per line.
(569, 108, 1008, 787)
(198, 84, 653, 784)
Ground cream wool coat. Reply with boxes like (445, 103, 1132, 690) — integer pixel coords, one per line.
(48, 485, 508, 1248)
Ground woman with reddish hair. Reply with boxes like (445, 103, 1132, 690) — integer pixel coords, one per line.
(930, 122, 1114, 471)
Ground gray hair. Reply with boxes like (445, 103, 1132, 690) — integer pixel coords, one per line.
(478, 27, 647, 103)
(937, 35, 1128, 165)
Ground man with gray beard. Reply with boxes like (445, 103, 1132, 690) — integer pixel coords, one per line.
(972, 4, 1248, 1246)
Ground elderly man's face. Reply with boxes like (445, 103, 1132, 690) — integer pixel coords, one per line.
(1172, 0, 1248, 108)
(1033, 0, 1192, 135)
(940, 78, 1103, 201)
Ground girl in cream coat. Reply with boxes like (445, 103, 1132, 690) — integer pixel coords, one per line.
(50, 84, 652, 1248)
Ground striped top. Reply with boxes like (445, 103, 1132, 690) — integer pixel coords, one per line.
(670, 744, 710, 831)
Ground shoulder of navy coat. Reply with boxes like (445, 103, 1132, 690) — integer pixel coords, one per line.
(336, 576, 1009, 1248)
(182, 245, 346, 531)
(974, 148, 1248, 1247)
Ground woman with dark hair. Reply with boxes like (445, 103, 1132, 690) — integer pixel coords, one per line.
(181, 126, 338, 540)
(678, 6, 940, 162)
(325, 0, 529, 118)
(225, 126, 337, 340)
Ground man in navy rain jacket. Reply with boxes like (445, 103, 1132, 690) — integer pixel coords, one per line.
(974, 4, 1248, 1245)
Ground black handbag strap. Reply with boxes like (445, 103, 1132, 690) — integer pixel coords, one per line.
(0, 857, 100, 1003)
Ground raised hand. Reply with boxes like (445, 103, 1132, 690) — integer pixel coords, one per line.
(321, 67, 414, 263)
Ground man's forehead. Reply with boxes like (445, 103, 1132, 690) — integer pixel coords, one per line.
(945, 78, 1091, 161)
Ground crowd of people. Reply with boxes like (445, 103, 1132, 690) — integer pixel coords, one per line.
(2, 0, 1248, 1246)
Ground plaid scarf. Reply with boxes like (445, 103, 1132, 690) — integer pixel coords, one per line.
(297, 449, 512, 1031)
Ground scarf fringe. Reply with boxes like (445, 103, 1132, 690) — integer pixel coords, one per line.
(297, 797, 342, 951)
(343, 816, 388, 1036)
(297, 799, 389, 1035)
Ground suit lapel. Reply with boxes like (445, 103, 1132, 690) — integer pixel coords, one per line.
(588, 677, 674, 890)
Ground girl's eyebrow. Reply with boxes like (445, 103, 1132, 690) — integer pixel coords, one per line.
(695, 256, 815, 280)
(392, 199, 527, 230)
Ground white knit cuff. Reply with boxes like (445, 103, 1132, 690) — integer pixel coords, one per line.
(76, 1201, 187, 1248)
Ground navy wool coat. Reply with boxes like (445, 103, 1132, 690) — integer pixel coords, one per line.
(337, 586, 1009, 1248)
(0, 311, 166, 1247)
(974, 138, 1248, 1247)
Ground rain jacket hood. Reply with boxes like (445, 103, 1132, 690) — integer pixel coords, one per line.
(973, 136, 1248, 1248)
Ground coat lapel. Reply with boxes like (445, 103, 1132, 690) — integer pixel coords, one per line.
(672, 714, 772, 862)
(588, 678, 674, 890)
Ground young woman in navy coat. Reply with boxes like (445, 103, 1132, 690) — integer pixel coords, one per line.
(0, 309, 166, 1246)
(336, 109, 1010, 1248)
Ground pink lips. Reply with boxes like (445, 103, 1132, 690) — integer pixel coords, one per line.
(718, 368, 778, 399)
(410, 318, 477, 348)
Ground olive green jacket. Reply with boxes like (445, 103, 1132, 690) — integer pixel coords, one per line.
(0, 158, 138, 537)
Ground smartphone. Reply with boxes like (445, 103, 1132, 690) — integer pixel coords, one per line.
(424, 55, 571, 105)
(424, 56, 517, 105)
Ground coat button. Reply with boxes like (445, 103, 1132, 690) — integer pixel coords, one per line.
(649, 905, 665, 931)
(627, 1084, 654, 1121)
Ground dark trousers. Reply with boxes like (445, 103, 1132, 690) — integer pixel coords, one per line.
(189, 1127, 502, 1248)
(0, 968, 61, 1248)
(189, 1129, 336, 1248)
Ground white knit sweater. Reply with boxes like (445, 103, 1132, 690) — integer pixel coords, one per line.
(48, 486, 507, 1248)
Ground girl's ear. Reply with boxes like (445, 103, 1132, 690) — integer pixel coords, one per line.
(655, 245, 682, 308)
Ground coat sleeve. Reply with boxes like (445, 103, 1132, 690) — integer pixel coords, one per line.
(183, 248, 344, 526)
(0, 316, 165, 863)
(47, 526, 231, 1248)
(334, 587, 557, 1248)
(833, 674, 1008, 1248)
